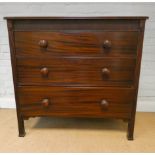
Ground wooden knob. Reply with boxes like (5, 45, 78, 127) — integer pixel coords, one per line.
(42, 99, 50, 107)
(102, 68, 110, 78)
(103, 40, 111, 49)
(101, 100, 109, 110)
(40, 67, 49, 77)
(38, 40, 48, 48)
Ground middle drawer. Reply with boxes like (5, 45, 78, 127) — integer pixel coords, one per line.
(17, 57, 136, 87)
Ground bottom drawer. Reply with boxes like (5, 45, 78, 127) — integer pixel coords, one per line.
(18, 87, 135, 119)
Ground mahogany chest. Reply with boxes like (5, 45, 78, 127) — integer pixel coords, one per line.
(5, 16, 148, 140)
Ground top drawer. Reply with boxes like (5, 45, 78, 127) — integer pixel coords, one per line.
(14, 31, 138, 57)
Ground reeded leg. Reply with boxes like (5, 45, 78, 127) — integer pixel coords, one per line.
(127, 119, 134, 140)
(17, 116, 26, 137)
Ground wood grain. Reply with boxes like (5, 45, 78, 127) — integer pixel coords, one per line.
(17, 57, 136, 87)
(18, 86, 135, 118)
(15, 31, 138, 57)
(5, 16, 148, 139)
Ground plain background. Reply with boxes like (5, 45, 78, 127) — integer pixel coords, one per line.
(0, 2, 155, 111)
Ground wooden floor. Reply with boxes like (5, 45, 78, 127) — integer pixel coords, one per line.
(0, 109, 155, 152)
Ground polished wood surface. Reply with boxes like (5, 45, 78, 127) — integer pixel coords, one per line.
(5, 16, 148, 140)
(18, 86, 134, 118)
(4, 16, 149, 19)
(15, 31, 138, 57)
(17, 57, 135, 87)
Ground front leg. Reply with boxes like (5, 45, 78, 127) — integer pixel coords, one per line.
(17, 115, 26, 137)
(127, 119, 134, 140)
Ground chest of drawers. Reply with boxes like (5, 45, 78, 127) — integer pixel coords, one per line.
(5, 16, 148, 140)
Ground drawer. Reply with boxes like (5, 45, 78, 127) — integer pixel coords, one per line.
(17, 57, 136, 87)
(15, 31, 138, 57)
(18, 86, 135, 118)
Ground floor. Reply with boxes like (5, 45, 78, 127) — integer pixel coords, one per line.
(0, 109, 155, 152)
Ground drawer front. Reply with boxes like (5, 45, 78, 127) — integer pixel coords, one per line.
(18, 87, 135, 118)
(17, 57, 136, 87)
(15, 31, 138, 57)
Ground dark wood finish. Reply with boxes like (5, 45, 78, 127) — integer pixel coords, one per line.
(7, 20, 25, 137)
(14, 31, 138, 57)
(38, 39, 48, 48)
(127, 20, 147, 140)
(17, 57, 136, 87)
(4, 16, 149, 20)
(101, 99, 109, 110)
(5, 16, 148, 140)
(18, 86, 134, 118)
(40, 67, 49, 77)
(13, 19, 140, 31)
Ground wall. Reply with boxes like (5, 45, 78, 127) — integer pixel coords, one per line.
(0, 2, 155, 111)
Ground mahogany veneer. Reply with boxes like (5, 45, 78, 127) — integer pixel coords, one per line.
(5, 16, 148, 140)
